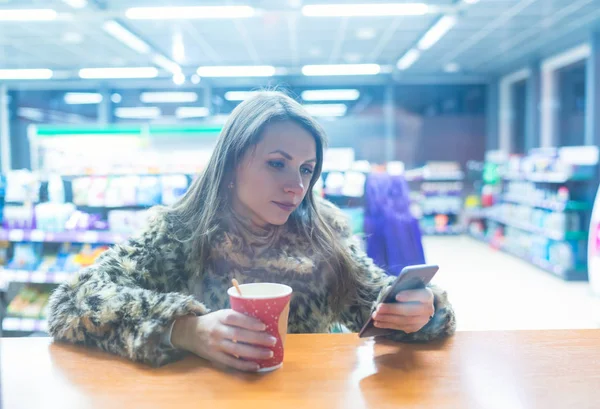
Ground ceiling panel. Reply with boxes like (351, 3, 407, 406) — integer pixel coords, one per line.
(0, 0, 598, 80)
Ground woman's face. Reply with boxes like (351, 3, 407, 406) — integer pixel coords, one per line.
(232, 120, 317, 227)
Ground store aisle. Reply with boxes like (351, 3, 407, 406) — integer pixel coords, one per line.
(424, 236, 600, 331)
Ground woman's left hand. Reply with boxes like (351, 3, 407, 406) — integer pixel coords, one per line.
(372, 288, 435, 333)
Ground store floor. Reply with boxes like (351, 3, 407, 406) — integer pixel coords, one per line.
(424, 236, 600, 331)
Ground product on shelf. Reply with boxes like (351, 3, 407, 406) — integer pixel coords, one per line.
(7, 243, 42, 270)
(161, 175, 189, 205)
(6, 284, 52, 319)
(108, 210, 151, 234)
(136, 176, 162, 206)
(2, 204, 36, 229)
(35, 203, 76, 232)
(4, 170, 40, 204)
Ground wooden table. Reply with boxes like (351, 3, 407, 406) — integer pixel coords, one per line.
(2, 331, 600, 409)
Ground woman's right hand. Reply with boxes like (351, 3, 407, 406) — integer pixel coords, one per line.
(171, 309, 277, 372)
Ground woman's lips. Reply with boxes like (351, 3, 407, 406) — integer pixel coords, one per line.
(272, 201, 296, 212)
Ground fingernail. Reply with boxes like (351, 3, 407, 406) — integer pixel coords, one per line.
(374, 322, 380, 328)
(372, 312, 377, 319)
(396, 294, 403, 301)
(268, 351, 274, 358)
(259, 324, 267, 331)
(269, 337, 277, 346)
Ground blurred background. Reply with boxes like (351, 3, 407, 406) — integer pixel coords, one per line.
(1, 0, 600, 337)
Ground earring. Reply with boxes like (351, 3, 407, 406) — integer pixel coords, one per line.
(228, 182, 234, 189)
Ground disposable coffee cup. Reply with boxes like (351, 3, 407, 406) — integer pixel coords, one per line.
(228, 283, 293, 372)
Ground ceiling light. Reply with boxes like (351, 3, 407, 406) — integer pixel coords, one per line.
(102, 20, 151, 54)
(444, 63, 460, 73)
(173, 73, 185, 85)
(417, 15, 457, 50)
(397, 49, 420, 70)
(114, 107, 161, 119)
(0, 9, 57, 21)
(224, 91, 260, 101)
(191, 74, 201, 84)
(302, 64, 381, 76)
(356, 28, 376, 40)
(303, 104, 347, 117)
(111, 93, 122, 103)
(64, 92, 103, 105)
(18, 107, 45, 122)
(175, 107, 210, 118)
(302, 3, 429, 17)
(173, 32, 185, 63)
(126, 6, 255, 20)
(152, 54, 182, 75)
(301, 89, 360, 101)
(0, 69, 53, 80)
(79, 67, 159, 79)
(140, 92, 198, 104)
(197, 65, 276, 77)
(61, 32, 84, 44)
(62, 0, 87, 8)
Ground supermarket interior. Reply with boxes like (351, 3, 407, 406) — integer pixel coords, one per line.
(1, 0, 600, 351)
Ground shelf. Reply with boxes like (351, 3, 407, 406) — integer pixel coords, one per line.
(466, 234, 588, 281)
(504, 173, 592, 183)
(0, 229, 127, 244)
(1, 269, 72, 284)
(2, 317, 48, 332)
(485, 215, 588, 241)
(502, 196, 591, 212)
(422, 210, 462, 216)
(421, 226, 464, 235)
(498, 245, 588, 281)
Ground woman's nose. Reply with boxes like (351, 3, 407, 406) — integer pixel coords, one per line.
(283, 174, 304, 196)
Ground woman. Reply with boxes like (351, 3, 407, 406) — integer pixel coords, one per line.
(48, 92, 456, 372)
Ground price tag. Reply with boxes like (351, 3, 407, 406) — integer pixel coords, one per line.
(8, 230, 25, 242)
(31, 271, 46, 283)
(80, 231, 99, 243)
(30, 230, 46, 242)
(21, 319, 36, 332)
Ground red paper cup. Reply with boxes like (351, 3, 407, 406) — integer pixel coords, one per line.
(228, 283, 293, 372)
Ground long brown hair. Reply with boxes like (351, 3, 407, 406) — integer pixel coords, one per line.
(168, 91, 369, 314)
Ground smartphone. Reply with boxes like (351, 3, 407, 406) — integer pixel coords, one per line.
(358, 264, 439, 338)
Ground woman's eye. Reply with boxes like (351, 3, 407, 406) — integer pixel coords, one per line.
(301, 167, 314, 175)
(268, 160, 284, 169)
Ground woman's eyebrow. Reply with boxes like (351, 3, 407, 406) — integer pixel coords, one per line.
(269, 150, 317, 163)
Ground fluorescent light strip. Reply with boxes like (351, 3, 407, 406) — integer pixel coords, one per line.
(64, 93, 103, 105)
(115, 107, 161, 119)
(140, 92, 198, 104)
(197, 65, 275, 77)
(0, 69, 53, 80)
(0, 9, 57, 21)
(173, 32, 185, 63)
(302, 3, 429, 17)
(126, 6, 255, 20)
(417, 15, 457, 50)
(224, 91, 260, 101)
(176, 107, 210, 118)
(102, 20, 151, 54)
(152, 54, 182, 75)
(397, 49, 420, 70)
(79, 67, 159, 79)
(62, 0, 88, 8)
(302, 64, 380, 76)
(301, 89, 360, 101)
(303, 104, 347, 117)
